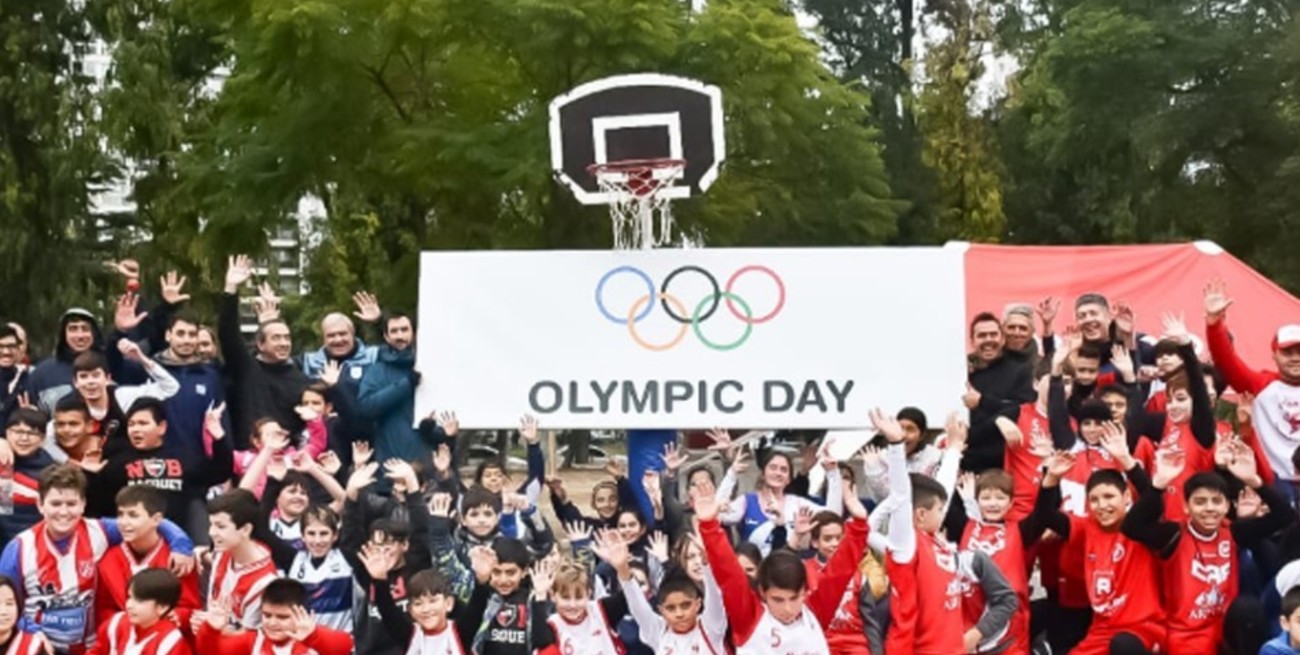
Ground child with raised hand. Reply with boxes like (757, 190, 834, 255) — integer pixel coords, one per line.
(479, 415, 547, 540)
(196, 579, 353, 655)
(873, 408, 1017, 655)
(356, 540, 494, 655)
(1122, 440, 1295, 654)
(287, 505, 357, 632)
(530, 532, 629, 655)
(696, 461, 869, 655)
(89, 568, 189, 655)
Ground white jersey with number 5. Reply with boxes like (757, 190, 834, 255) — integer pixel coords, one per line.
(546, 601, 623, 655)
(737, 608, 829, 655)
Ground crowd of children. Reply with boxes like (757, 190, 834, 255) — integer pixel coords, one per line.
(7, 262, 1300, 654)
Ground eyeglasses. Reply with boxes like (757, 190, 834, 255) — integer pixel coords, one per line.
(0, 342, 20, 351)
(6, 428, 42, 439)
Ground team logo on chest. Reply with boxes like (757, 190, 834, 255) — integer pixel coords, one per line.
(1191, 560, 1231, 585)
(496, 604, 518, 626)
(968, 526, 1006, 556)
(144, 459, 166, 478)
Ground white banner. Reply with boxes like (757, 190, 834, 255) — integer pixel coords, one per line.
(415, 247, 968, 429)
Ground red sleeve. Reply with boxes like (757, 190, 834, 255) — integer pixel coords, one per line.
(698, 517, 764, 645)
(86, 619, 112, 655)
(168, 636, 193, 655)
(301, 625, 354, 655)
(1097, 372, 1117, 388)
(173, 571, 202, 637)
(303, 417, 328, 458)
(195, 624, 254, 655)
(806, 517, 868, 627)
(1207, 321, 1272, 395)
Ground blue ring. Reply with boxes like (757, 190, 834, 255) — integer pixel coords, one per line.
(595, 266, 656, 325)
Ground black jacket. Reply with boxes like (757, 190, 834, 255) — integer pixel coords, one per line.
(966, 353, 1034, 472)
(218, 293, 309, 449)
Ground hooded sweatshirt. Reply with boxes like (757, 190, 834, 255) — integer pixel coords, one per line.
(27, 308, 104, 414)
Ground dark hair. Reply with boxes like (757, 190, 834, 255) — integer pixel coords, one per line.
(616, 508, 646, 530)
(969, 312, 1001, 337)
(72, 351, 108, 375)
(1097, 385, 1127, 399)
(408, 569, 452, 601)
(492, 538, 531, 568)
(1075, 293, 1109, 311)
(0, 576, 21, 608)
(6, 407, 47, 432)
(897, 407, 929, 433)
(384, 312, 415, 334)
(1283, 586, 1300, 617)
(657, 571, 702, 603)
(39, 464, 86, 500)
(1076, 342, 1103, 362)
(462, 486, 502, 514)
(686, 465, 716, 487)
(261, 578, 308, 608)
(757, 549, 806, 593)
(255, 319, 290, 344)
(1077, 399, 1113, 424)
(369, 518, 411, 542)
(1153, 338, 1182, 359)
(207, 488, 260, 530)
(302, 382, 331, 402)
(759, 451, 794, 476)
(279, 471, 312, 496)
(53, 395, 90, 417)
(0, 324, 17, 342)
(1165, 371, 1190, 395)
(303, 505, 340, 532)
(129, 568, 181, 610)
(976, 469, 1014, 497)
(1184, 472, 1230, 502)
(1085, 469, 1128, 494)
(810, 511, 844, 541)
(735, 542, 763, 571)
(117, 485, 168, 516)
(474, 460, 506, 485)
(166, 312, 201, 332)
(125, 397, 167, 425)
(910, 473, 948, 509)
(1202, 364, 1226, 398)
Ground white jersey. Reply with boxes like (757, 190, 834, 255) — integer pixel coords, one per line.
(269, 516, 303, 549)
(546, 601, 623, 655)
(657, 623, 723, 655)
(737, 608, 829, 655)
(405, 624, 466, 655)
(288, 549, 356, 631)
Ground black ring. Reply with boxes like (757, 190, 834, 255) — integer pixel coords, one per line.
(660, 266, 720, 324)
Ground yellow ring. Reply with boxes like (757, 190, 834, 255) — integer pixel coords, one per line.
(627, 293, 689, 351)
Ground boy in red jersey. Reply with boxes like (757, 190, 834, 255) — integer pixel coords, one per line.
(874, 409, 1016, 655)
(95, 486, 201, 630)
(1032, 450, 1165, 655)
(696, 469, 868, 654)
(196, 579, 352, 655)
(947, 468, 1052, 655)
(1122, 439, 1294, 653)
(88, 569, 189, 655)
(202, 489, 280, 631)
(993, 367, 1056, 522)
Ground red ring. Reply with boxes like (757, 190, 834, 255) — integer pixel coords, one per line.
(725, 265, 785, 324)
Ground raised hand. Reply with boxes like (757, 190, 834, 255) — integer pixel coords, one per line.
(104, 259, 141, 280)
(437, 411, 460, 438)
(79, 446, 106, 474)
(469, 545, 496, 583)
(352, 441, 373, 467)
(1098, 422, 1131, 465)
(317, 450, 342, 476)
(1113, 302, 1136, 336)
(1204, 278, 1234, 324)
(944, 412, 969, 453)
(352, 291, 382, 323)
(995, 416, 1024, 447)
(224, 255, 253, 293)
(604, 456, 627, 480)
(842, 480, 868, 519)
(647, 531, 669, 563)
(383, 459, 418, 493)
(1111, 344, 1136, 383)
(869, 408, 905, 444)
(502, 492, 532, 513)
(1053, 326, 1080, 371)
(957, 471, 976, 501)
(692, 488, 720, 522)
(253, 283, 281, 323)
(204, 403, 227, 441)
(1161, 311, 1191, 346)
(704, 427, 733, 451)
(1036, 296, 1062, 328)
(859, 445, 884, 469)
(428, 493, 455, 519)
(564, 520, 592, 544)
(114, 294, 148, 332)
(1044, 451, 1077, 480)
(432, 444, 452, 474)
(204, 596, 233, 631)
(728, 447, 751, 475)
(1152, 449, 1187, 490)
(1237, 487, 1265, 519)
(642, 470, 662, 500)
(159, 271, 191, 305)
(545, 477, 568, 503)
(293, 404, 320, 423)
(1224, 439, 1262, 488)
(662, 443, 688, 473)
(793, 506, 815, 537)
(117, 338, 146, 363)
(529, 558, 556, 600)
(345, 462, 379, 500)
(1237, 392, 1255, 426)
(358, 542, 396, 580)
(287, 605, 317, 640)
(519, 414, 540, 445)
(320, 360, 342, 387)
(592, 530, 632, 572)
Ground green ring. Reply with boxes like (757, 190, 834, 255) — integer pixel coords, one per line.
(692, 292, 753, 351)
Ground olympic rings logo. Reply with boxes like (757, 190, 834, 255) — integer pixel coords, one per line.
(594, 264, 786, 351)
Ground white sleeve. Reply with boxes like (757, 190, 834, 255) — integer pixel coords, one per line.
(823, 466, 843, 515)
(867, 494, 902, 554)
(715, 469, 738, 504)
(934, 447, 962, 513)
(884, 443, 915, 562)
(720, 494, 747, 526)
(700, 562, 729, 644)
(620, 576, 665, 650)
(862, 456, 889, 502)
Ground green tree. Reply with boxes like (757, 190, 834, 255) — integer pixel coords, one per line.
(917, 0, 1005, 241)
(0, 2, 120, 345)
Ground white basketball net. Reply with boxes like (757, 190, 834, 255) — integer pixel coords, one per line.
(590, 159, 685, 250)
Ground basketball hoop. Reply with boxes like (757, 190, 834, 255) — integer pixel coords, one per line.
(588, 158, 685, 250)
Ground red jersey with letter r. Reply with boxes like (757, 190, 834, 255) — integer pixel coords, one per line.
(1066, 515, 1166, 655)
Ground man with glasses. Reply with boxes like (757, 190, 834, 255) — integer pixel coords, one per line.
(0, 324, 29, 426)
(0, 408, 59, 543)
